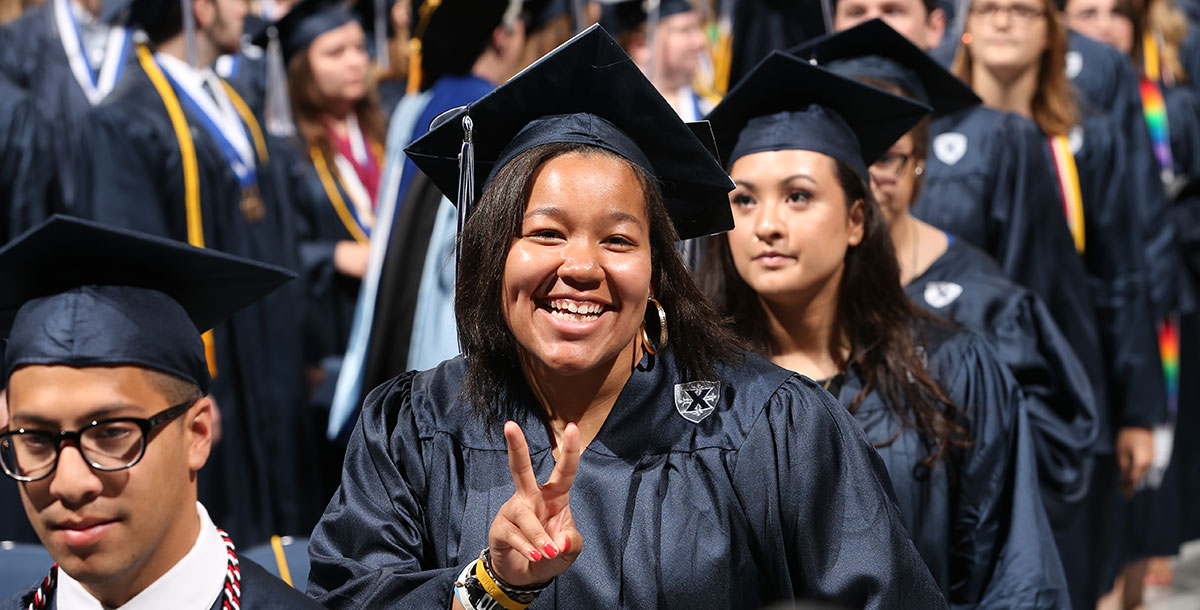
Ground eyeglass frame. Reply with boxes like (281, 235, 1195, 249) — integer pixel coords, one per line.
(869, 152, 919, 183)
(0, 400, 196, 482)
(967, 2, 1049, 23)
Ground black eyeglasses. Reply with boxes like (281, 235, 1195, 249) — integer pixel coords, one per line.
(869, 152, 915, 182)
(0, 401, 195, 482)
(969, 2, 1048, 23)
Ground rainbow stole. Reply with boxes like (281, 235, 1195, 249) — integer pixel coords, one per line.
(1047, 135, 1085, 252)
(1159, 315, 1180, 418)
(1138, 76, 1176, 183)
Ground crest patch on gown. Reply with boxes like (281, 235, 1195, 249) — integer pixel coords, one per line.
(1065, 51, 1083, 79)
(933, 133, 968, 165)
(923, 281, 964, 308)
(674, 381, 720, 423)
(1068, 125, 1085, 155)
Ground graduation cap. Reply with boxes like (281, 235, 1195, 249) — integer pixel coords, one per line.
(788, 19, 980, 116)
(525, 0, 581, 33)
(251, 0, 358, 64)
(0, 216, 295, 394)
(705, 50, 932, 179)
(405, 24, 734, 243)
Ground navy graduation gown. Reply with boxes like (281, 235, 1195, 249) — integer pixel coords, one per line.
(906, 237, 1098, 513)
(283, 144, 364, 369)
(832, 323, 1070, 608)
(0, 80, 54, 241)
(1068, 30, 1181, 320)
(0, 556, 322, 609)
(307, 350, 948, 609)
(71, 62, 322, 543)
(0, 4, 135, 213)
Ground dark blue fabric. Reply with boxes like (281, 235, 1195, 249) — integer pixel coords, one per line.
(71, 65, 323, 544)
(728, 107, 866, 178)
(6, 286, 209, 392)
(832, 322, 1071, 608)
(906, 237, 1099, 568)
(306, 349, 948, 609)
(0, 80, 53, 241)
(0, 4, 136, 213)
(828, 56, 930, 105)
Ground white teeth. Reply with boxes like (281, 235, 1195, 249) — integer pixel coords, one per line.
(547, 299, 605, 318)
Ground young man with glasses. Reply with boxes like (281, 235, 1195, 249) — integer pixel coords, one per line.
(0, 216, 321, 610)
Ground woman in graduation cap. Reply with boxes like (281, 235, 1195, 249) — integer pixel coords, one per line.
(792, 15, 1100, 550)
(698, 50, 1070, 608)
(256, 0, 387, 408)
(306, 26, 946, 610)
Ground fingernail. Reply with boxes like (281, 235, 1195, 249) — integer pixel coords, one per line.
(543, 543, 558, 558)
(562, 537, 570, 553)
(529, 550, 542, 562)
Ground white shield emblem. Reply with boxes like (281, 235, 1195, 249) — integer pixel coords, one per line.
(1068, 125, 1084, 155)
(674, 381, 720, 423)
(1065, 51, 1083, 79)
(924, 281, 963, 308)
(933, 133, 968, 166)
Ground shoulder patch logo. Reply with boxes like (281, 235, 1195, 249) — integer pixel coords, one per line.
(674, 381, 720, 423)
(933, 133, 968, 166)
(1066, 51, 1083, 79)
(924, 281, 964, 308)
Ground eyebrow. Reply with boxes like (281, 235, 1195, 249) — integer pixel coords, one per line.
(11, 404, 147, 429)
(524, 205, 645, 227)
(734, 173, 817, 190)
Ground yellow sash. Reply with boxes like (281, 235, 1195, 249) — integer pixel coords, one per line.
(1048, 134, 1085, 253)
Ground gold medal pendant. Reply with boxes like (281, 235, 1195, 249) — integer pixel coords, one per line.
(240, 184, 265, 223)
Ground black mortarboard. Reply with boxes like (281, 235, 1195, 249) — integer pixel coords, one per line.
(705, 50, 931, 179)
(0, 216, 295, 394)
(788, 19, 980, 116)
(251, 0, 357, 64)
(405, 25, 735, 241)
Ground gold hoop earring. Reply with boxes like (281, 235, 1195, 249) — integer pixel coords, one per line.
(640, 324, 658, 355)
(648, 296, 667, 348)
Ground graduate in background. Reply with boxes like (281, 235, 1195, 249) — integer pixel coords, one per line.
(0, 0, 136, 212)
(0, 216, 323, 610)
(307, 27, 946, 609)
(1064, 0, 1200, 602)
(792, 17, 1100, 557)
(71, 0, 320, 544)
(954, 0, 1169, 606)
(700, 50, 1068, 608)
(602, 0, 712, 121)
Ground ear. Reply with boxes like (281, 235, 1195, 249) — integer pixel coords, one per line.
(847, 198, 866, 247)
(184, 397, 215, 472)
(194, 0, 215, 31)
(926, 7, 948, 49)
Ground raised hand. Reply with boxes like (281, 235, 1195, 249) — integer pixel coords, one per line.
(487, 420, 584, 586)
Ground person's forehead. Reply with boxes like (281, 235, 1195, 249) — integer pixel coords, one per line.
(6, 365, 164, 426)
(839, 0, 928, 12)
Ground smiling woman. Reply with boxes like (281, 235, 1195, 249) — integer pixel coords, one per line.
(306, 26, 948, 610)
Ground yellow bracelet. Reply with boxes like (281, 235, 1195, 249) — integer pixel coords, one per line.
(473, 558, 529, 610)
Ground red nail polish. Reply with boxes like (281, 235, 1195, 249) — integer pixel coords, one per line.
(562, 537, 570, 553)
(529, 550, 542, 562)
(543, 543, 558, 559)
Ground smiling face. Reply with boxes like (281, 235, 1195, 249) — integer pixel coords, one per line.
(500, 152, 653, 377)
(5, 365, 211, 601)
(725, 150, 865, 305)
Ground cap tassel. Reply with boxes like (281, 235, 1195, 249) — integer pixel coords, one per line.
(374, 0, 390, 71)
(264, 27, 296, 137)
(407, 38, 423, 95)
(454, 114, 475, 269)
(181, 0, 197, 67)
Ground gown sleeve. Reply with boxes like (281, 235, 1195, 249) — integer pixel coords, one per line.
(731, 376, 948, 610)
(0, 82, 53, 239)
(306, 372, 467, 609)
(927, 331, 1071, 609)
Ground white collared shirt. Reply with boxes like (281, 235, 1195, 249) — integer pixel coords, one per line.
(56, 502, 228, 610)
(68, 0, 109, 68)
(154, 52, 256, 174)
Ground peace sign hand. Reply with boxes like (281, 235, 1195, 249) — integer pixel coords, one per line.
(488, 421, 584, 587)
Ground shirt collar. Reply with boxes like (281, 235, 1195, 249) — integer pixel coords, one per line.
(56, 502, 228, 610)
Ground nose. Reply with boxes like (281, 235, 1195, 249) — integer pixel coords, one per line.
(558, 238, 604, 286)
(753, 199, 785, 244)
(47, 444, 104, 508)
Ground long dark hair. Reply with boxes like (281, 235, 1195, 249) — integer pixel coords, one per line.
(456, 142, 744, 428)
(698, 159, 970, 469)
(287, 48, 386, 169)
